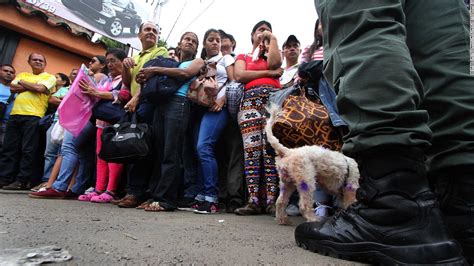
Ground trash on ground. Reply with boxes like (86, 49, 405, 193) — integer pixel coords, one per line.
(0, 245, 72, 265)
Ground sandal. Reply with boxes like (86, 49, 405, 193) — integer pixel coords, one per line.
(144, 201, 169, 212)
(136, 199, 153, 209)
(90, 191, 116, 203)
(78, 191, 100, 202)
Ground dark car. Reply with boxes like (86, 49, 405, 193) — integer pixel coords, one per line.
(61, 0, 142, 37)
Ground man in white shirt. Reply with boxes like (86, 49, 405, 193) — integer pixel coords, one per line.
(280, 35, 301, 88)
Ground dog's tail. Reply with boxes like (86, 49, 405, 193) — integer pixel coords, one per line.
(265, 103, 290, 157)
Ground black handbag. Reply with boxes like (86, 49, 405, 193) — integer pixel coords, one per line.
(142, 56, 187, 104)
(92, 81, 126, 124)
(98, 112, 152, 163)
(92, 100, 126, 124)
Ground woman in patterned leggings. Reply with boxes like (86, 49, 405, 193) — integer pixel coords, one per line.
(233, 20, 283, 215)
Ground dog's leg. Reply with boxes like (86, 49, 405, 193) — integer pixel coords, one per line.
(297, 179, 319, 222)
(341, 157, 360, 209)
(276, 182, 296, 225)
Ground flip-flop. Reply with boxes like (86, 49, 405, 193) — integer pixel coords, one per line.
(144, 201, 171, 212)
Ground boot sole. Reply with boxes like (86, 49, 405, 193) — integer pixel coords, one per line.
(295, 236, 466, 265)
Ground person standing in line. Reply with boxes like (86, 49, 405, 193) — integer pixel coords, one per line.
(114, 22, 169, 208)
(233, 21, 283, 216)
(0, 53, 56, 190)
(0, 64, 16, 151)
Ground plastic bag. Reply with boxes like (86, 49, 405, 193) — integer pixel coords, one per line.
(58, 64, 98, 137)
(50, 121, 65, 144)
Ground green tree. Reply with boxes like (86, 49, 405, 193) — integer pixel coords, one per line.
(99, 36, 127, 50)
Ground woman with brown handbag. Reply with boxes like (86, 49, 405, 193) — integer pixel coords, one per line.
(233, 21, 284, 216)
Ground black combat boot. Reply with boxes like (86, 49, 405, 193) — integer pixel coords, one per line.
(434, 172, 474, 264)
(294, 146, 465, 265)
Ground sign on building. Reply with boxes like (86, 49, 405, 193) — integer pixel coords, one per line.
(20, 0, 158, 49)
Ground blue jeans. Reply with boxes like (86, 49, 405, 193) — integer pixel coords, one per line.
(52, 122, 95, 194)
(195, 109, 228, 203)
(42, 125, 61, 182)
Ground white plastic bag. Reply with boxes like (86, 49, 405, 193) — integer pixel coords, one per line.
(51, 121, 65, 144)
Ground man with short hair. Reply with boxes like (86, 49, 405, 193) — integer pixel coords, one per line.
(115, 21, 168, 208)
(280, 35, 301, 88)
(167, 47, 179, 62)
(0, 53, 56, 190)
(0, 64, 16, 150)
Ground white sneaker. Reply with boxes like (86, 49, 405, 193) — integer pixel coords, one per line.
(314, 203, 331, 218)
(285, 204, 301, 216)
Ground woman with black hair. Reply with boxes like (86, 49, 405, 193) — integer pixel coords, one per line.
(233, 20, 283, 216)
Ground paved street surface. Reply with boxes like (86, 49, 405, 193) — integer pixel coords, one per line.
(0, 192, 362, 265)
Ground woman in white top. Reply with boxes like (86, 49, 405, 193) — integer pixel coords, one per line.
(193, 28, 235, 214)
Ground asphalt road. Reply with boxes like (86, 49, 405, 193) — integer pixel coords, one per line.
(0, 192, 362, 265)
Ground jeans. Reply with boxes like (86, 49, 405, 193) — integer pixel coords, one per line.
(0, 115, 40, 184)
(52, 122, 95, 194)
(182, 104, 205, 198)
(195, 109, 228, 203)
(126, 100, 155, 198)
(150, 95, 190, 209)
(42, 125, 61, 182)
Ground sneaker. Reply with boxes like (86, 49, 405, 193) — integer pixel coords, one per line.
(314, 203, 331, 218)
(29, 187, 67, 199)
(2, 181, 30, 190)
(30, 182, 48, 192)
(194, 201, 218, 214)
(286, 204, 301, 216)
(177, 197, 199, 211)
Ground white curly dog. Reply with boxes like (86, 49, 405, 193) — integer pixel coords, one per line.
(265, 104, 360, 225)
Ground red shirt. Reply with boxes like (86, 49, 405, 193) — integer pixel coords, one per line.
(236, 54, 281, 90)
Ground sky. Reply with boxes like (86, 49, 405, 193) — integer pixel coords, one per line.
(155, 0, 318, 56)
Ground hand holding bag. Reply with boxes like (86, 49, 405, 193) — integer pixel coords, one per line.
(187, 61, 220, 107)
(98, 112, 152, 163)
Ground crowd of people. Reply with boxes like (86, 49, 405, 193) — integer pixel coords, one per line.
(0, 20, 331, 217)
(0, 0, 473, 264)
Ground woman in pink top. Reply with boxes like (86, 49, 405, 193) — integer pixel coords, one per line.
(233, 20, 283, 216)
(300, 19, 324, 63)
(78, 49, 130, 203)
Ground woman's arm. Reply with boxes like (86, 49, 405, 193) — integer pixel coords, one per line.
(234, 59, 282, 84)
(225, 64, 235, 81)
(137, 58, 205, 82)
(79, 80, 114, 100)
(48, 96, 62, 106)
(265, 33, 282, 70)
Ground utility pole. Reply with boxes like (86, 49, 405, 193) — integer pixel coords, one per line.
(152, 0, 169, 28)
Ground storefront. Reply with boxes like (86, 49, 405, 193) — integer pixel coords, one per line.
(0, 1, 106, 74)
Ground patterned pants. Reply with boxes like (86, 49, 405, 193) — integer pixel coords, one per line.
(238, 85, 279, 206)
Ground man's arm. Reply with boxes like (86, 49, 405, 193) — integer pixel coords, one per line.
(17, 80, 49, 94)
(9, 83, 27, 93)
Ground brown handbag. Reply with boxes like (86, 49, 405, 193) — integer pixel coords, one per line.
(271, 87, 343, 151)
(187, 61, 220, 107)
